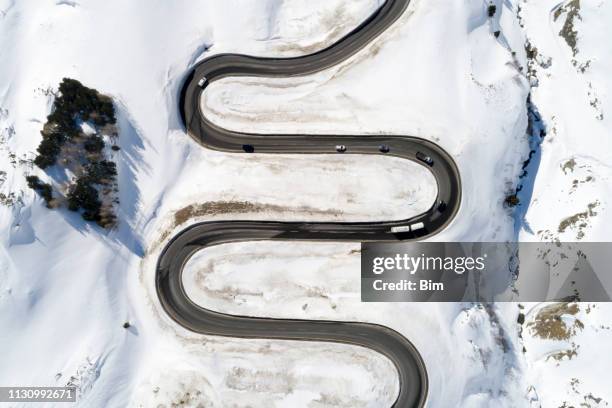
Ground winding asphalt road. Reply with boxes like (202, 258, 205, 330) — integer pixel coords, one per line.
(156, 0, 461, 406)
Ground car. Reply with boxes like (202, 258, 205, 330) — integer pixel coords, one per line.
(242, 144, 255, 153)
(379, 144, 390, 153)
(410, 222, 425, 231)
(390, 225, 411, 233)
(197, 76, 208, 88)
(336, 145, 347, 153)
(437, 200, 447, 213)
(416, 151, 434, 166)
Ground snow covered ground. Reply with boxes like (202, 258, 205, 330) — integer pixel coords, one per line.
(201, 0, 530, 244)
(515, 0, 612, 406)
(155, 0, 534, 405)
(1, 0, 610, 407)
(517, 0, 611, 243)
(520, 302, 612, 408)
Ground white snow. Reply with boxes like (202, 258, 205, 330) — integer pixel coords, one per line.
(201, 0, 530, 245)
(521, 302, 612, 408)
(181, 242, 529, 407)
(1, 0, 610, 406)
(0, 0, 423, 406)
(183, 0, 534, 405)
(130, 335, 398, 408)
(517, 0, 612, 243)
(515, 0, 612, 406)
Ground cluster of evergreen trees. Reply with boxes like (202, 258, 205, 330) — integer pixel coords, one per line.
(28, 78, 119, 228)
(34, 78, 116, 169)
(67, 160, 118, 226)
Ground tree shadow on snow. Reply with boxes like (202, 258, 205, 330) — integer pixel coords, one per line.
(108, 101, 151, 257)
(53, 102, 150, 258)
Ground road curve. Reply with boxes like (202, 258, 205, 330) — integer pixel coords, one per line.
(157, 0, 461, 406)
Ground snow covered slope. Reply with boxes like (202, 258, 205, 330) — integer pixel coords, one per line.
(0, 1, 398, 406)
(1, 0, 610, 407)
(149, 0, 535, 406)
(515, 0, 612, 406)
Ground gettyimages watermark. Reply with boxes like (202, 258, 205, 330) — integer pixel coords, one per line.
(361, 242, 612, 302)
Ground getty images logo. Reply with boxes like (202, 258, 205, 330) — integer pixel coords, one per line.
(371, 253, 487, 275)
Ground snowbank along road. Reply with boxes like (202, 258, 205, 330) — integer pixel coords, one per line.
(156, 0, 461, 406)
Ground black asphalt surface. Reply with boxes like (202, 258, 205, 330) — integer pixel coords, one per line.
(157, 0, 461, 406)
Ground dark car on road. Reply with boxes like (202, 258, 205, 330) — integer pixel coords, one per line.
(416, 151, 434, 166)
(242, 144, 255, 153)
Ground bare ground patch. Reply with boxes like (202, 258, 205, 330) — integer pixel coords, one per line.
(527, 302, 584, 341)
(174, 200, 339, 227)
(554, 0, 581, 57)
(557, 201, 599, 239)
